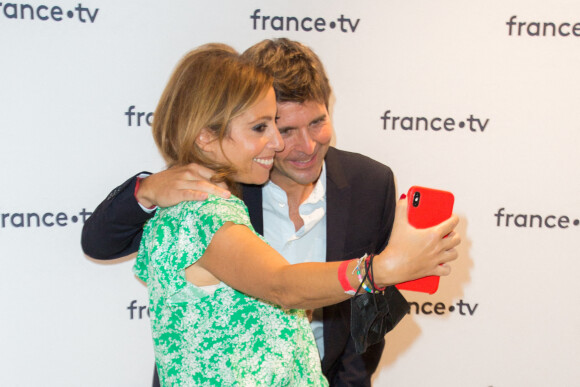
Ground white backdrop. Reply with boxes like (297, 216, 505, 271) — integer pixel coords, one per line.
(1, 1, 579, 386)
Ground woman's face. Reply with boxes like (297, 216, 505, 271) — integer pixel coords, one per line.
(207, 87, 283, 185)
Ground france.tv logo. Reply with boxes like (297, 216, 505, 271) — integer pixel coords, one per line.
(250, 9, 360, 33)
(0, 2, 99, 23)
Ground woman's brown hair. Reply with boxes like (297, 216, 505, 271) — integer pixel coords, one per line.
(152, 43, 273, 191)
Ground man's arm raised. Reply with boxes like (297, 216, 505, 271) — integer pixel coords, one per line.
(81, 163, 230, 260)
(136, 163, 230, 208)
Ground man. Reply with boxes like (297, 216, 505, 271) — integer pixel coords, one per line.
(82, 39, 457, 386)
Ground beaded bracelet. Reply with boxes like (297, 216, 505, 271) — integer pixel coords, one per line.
(354, 255, 373, 294)
(351, 255, 366, 276)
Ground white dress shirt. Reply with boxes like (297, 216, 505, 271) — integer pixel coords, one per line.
(263, 164, 327, 359)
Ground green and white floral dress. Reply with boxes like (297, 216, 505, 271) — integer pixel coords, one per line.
(134, 195, 327, 386)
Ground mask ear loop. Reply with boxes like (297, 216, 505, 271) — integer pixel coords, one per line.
(366, 254, 387, 309)
(354, 272, 365, 294)
(351, 271, 369, 354)
(367, 255, 386, 291)
(365, 256, 378, 309)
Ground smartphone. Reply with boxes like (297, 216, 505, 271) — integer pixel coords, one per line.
(395, 186, 455, 294)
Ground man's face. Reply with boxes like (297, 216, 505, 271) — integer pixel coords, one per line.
(270, 100, 333, 189)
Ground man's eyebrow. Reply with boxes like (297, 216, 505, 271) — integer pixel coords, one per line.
(310, 114, 327, 124)
(277, 113, 327, 131)
(277, 124, 297, 132)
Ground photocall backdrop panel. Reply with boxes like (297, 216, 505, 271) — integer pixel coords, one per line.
(1, 1, 578, 386)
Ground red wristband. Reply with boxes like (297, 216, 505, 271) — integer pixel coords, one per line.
(134, 177, 142, 199)
(338, 259, 356, 296)
(134, 177, 156, 210)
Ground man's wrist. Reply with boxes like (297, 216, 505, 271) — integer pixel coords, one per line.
(134, 175, 157, 212)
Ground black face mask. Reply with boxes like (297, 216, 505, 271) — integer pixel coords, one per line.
(350, 263, 409, 353)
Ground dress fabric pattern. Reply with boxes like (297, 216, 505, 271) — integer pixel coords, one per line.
(134, 195, 328, 386)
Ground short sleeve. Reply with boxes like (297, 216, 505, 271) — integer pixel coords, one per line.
(176, 195, 253, 267)
(134, 195, 253, 304)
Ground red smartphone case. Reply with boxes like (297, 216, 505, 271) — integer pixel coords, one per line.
(395, 186, 454, 294)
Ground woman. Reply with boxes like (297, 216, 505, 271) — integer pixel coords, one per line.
(134, 44, 459, 386)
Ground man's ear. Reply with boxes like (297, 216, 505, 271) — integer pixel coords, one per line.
(195, 128, 217, 153)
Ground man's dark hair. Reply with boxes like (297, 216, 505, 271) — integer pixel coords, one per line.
(242, 38, 332, 108)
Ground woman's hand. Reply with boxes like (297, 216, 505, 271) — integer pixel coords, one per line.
(373, 197, 461, 287)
